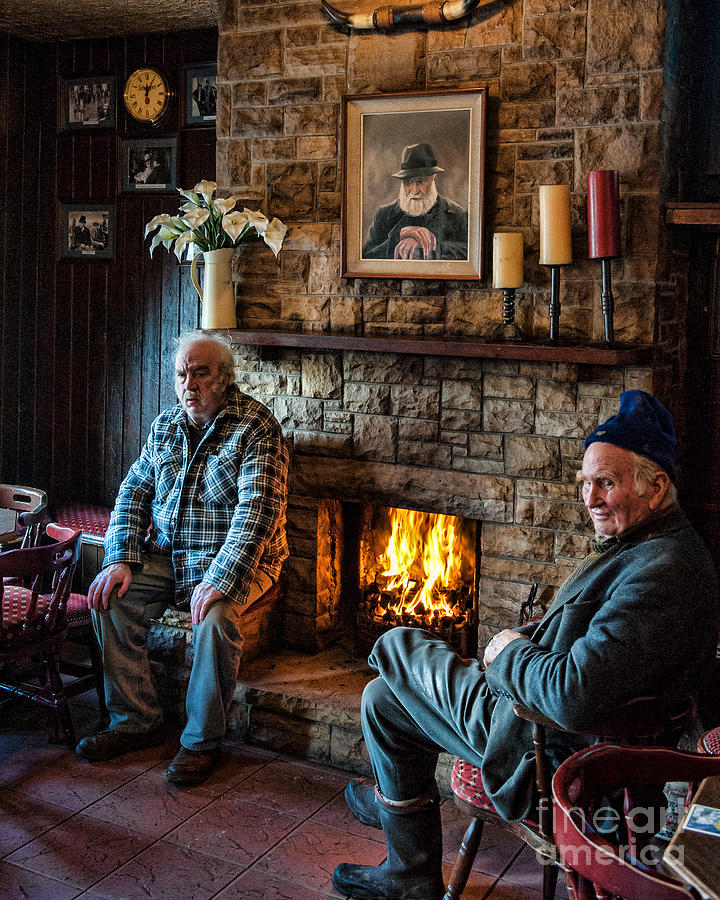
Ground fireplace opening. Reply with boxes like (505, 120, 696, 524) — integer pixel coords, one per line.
(354, 505, 479, 659)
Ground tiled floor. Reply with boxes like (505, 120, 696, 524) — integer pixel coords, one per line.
(0, 697, 565, 900)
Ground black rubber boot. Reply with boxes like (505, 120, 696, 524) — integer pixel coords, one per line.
(345, 778, 381, 828)
(332, 793, 445, 900)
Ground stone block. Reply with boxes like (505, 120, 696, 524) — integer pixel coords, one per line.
(284, 25, 320, 48)
(267, 162, 317, 220)
(249, 708, 332, 763)
(555, 531, 592, 559)
(500, 61, 556, 101)
(297, 136, 337, 159)
(515, 158, 573, 194)
(531, 498, 590, 531)
(398, 440, 452, 468)
(556, 57, 585, 89)
(576, 124, 661, 190)
(483, 373, 535, 400)
(506, 435, 562, 478)
(302, 352, 342, 399)
(285, 45, 347, 77)
(587, 0, 665, 74)
(516, 478, 578, 499)
(387, 298, 444, 324)
(353, 414, 397, 461)
(428, 47, 502, 87)
(440, 409, 485, 432)
(308, 252, 342, 295)
(274, 395, 324, 430)
(468, 432, 504, 459)
(280, 294, 330, 324)
(344, 351, 423, 385)
(523, 12, 586, 60)
(390, 384, 440, 419)
(285, 104, 338, 137)
(452, 456, 505, 475)
(344, 382, 391, 415)
(525, 0, 587, 12)
(482, 555, 574, 587)
(400, 419, 439, 441)
(292, 431, 353, 457)
(498, 100, 557, 131)
(330, 725, 371, 775)
(330, 296, 362, 330)
(557, 85, 639, 126)
(219, 31, 283, 80)
(483, 398, 534, 433)
(536, 379, 577, 410)
(482, 523, 555, 561)
(348, 32, 425, 93)
(535, 409, 598, 438)
(231, 105, 283, 139)
(442, 380, 483, 411)
(216, 138, 252, 187)
(283, 223, 334, 252)
(267, 77, 322, 105)
(640, 69, 663, 121)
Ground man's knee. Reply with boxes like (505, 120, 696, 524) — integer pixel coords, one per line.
(195, 601, 243, 647)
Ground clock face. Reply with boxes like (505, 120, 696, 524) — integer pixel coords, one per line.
(123, 68, 171, 124)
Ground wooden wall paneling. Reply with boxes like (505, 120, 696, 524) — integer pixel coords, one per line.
(104, 194, 128, 505)
(139, 195, 164, 448)
(52, 261, 74, 496)
(180, 265, 202, 335)
(119, 193, 145, 480)
(68, 261, 92, 499)
(85, 261, 111, 501)
(160, 247, 182, 413)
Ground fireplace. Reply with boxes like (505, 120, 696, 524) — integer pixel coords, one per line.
(356, 505, 478, 658)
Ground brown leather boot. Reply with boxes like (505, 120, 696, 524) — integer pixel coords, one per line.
(166, 746, 219, 785)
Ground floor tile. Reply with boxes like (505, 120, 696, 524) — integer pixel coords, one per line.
(0, 860, 78, 899)
(164, 794, 302, 866)
(5, 812, 152, 889)
(85, 839, 242, 899)
(81, 771, 212, 837)
(309, 792, 386, 844)
(0, 787, 72, 856)
(146, 740, 278, 796)
(216, 868, 338, 898)
(229, 757, 348, 818)
(255, 821, 387, 895)
(441, 803, 524, 876)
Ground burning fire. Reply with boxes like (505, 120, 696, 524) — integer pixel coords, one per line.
(375, 508, 464, 618)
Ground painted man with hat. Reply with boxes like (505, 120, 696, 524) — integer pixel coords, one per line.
(334, 390, 719, 900)
(363, 142, 468, 261)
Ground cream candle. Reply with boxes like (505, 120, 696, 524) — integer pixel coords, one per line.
(539, 184, 572, 266)
(492, 232, 524, 288)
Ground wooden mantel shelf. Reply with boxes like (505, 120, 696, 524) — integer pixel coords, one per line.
(227, 329, 652, 366)
(665, 202, 720, 226)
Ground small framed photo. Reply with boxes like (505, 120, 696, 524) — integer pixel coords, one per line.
(185, 64, 217, 125)
(342, 88, 486, 280)
(59, 204, 114, 260)
(61, 75, 115, 131)
(121, 137, 177, 191)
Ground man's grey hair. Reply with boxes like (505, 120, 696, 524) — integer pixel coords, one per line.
(630, 450, 677, 502)
(174, 330, 236, 383)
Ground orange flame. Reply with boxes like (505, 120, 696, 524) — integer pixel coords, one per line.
(377, 508, 464, 617)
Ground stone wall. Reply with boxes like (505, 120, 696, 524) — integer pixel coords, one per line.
(216, 0, 667, 650)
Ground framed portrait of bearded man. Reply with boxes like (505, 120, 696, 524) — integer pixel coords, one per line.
(341, 88, 485, 279)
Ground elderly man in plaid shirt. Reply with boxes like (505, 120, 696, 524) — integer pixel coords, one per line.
(76, 330, 289, 785)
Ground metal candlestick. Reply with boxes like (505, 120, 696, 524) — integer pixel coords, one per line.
(491, 288, 524, 341)
(600, 258, 615, 342)
(548, 265, 562, 343)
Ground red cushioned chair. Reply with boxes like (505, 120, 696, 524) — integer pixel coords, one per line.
(552, 742, 720, 900)
(0, 524, 82, 746)
(697, 725, 720, 754)
(0, 484, 48, 551)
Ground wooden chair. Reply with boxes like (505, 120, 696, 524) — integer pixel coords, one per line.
(0, 524, 82, 746)
(552, 742, 720, 900)
(443, 694, 697, 900)
(0, 484, 48, 550)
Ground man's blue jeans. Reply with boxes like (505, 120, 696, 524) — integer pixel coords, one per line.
(91, 552, 272, 751)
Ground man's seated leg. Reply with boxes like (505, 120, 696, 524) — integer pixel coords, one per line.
(167, 570, 273, 785)
(76, 553, 174, 762)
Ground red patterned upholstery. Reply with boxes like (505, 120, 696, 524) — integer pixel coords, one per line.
(66, 592, 91, 623)
(450, 758, 539, 827)
(1, 583, 51, 624)
(52, 502, 111, 544)
(697, 725, 720, 755)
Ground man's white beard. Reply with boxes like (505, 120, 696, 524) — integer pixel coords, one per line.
(398, 181, 438, 217)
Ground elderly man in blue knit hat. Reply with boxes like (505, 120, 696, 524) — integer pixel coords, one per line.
(333, 390, 720, 900)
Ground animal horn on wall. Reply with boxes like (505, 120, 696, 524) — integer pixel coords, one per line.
(322, 0, 482, 31)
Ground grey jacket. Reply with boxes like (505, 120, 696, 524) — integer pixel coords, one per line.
(480, 506, 719, 820)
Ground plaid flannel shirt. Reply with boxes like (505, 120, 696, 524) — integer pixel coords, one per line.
(103, 384, 289, 608)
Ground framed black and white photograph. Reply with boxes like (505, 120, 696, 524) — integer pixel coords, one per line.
(342, 89, 486, 280)
(185, 64, 217, 125)
(121, 137, 177, 192)
(61, 75, 115, 131)
(59, 204, 114, 260)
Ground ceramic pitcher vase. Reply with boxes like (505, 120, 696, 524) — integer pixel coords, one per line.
(190, 247, 237, 329)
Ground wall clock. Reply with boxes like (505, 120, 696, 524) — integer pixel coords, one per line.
(123, 67, 172, 125)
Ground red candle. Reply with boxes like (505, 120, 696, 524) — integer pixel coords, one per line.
(587, 170, 621, 259)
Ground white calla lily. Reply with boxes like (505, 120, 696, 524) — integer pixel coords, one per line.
(144, 213, 171, 239)
(213, 196, 237, 216)
(222, 210, 251, 242)
(184, 208, 211, 229)
(146, 177, 287, 262)
(263, 217, 288, 257)
(245, 209, 270, 235)
(194, 179, 217, 203)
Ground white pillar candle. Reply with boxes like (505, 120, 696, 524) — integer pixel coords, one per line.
(539, 184, 572, 266)
(492, 232, 524, 288)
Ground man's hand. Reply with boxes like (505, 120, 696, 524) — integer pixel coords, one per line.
(190, 581, 224, 625)
(87, 563, 133, 611)
(483, 629, 528, 668)
(394, 226, 437, 260)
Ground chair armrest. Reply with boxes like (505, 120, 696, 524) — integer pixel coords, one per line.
(513, 703, 566, 731)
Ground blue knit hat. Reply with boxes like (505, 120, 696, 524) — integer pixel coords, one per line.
(584, 390, 677, 480)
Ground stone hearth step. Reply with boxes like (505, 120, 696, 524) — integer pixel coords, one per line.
(230, 646, 455, 791)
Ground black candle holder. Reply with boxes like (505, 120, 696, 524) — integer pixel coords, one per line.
(491, 288, 524, 341)
(548, 265, 562, 343)
(600, 258, 615, 342)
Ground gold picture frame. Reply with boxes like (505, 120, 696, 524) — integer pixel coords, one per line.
(342, 88, 486, 279)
